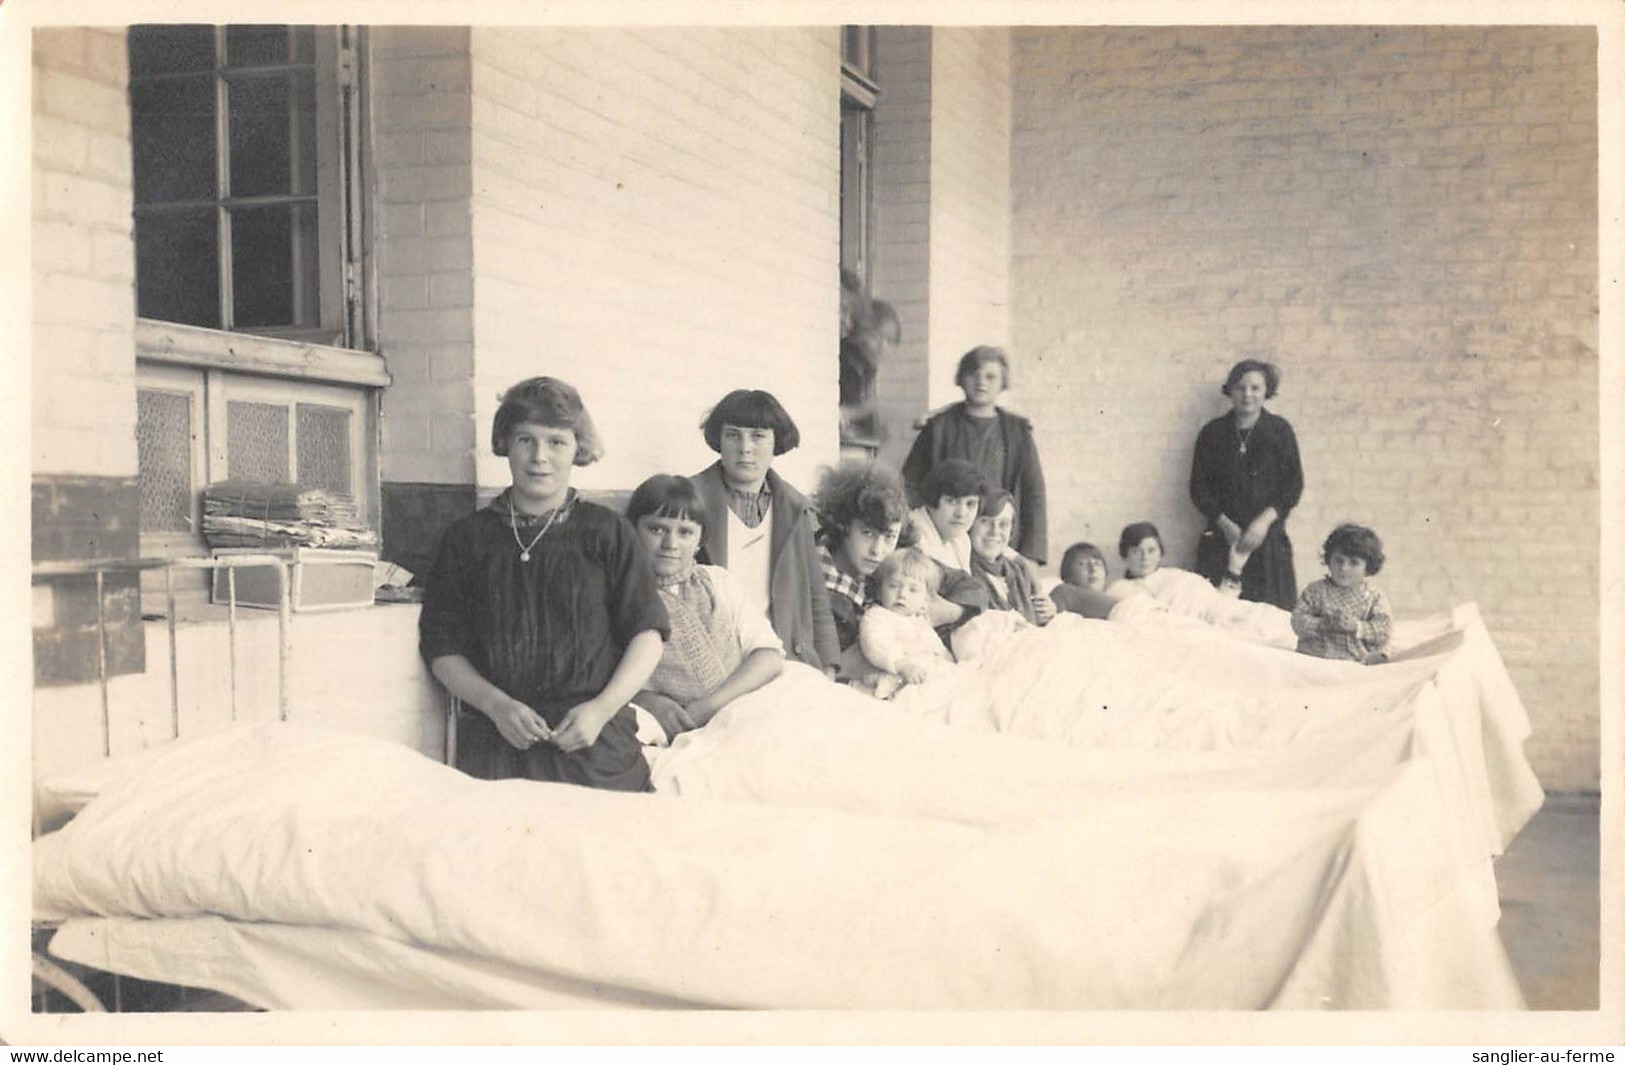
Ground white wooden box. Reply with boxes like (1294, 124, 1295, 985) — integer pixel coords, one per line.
(210, 548, 378, 613)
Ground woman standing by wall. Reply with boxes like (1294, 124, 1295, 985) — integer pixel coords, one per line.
(1189, 359, 1305, 610)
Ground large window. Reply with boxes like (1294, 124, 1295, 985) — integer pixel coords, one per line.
(128, 24, 382, 556)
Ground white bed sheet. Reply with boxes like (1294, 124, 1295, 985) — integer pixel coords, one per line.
(38, 718, 1523, 1010)
(34, 602, 1540, 1011)
(48, 915, 692, 1011)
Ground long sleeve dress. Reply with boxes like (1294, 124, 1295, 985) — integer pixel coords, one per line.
(1189, 408, 1304, 610)
(419, 491, 671, 791)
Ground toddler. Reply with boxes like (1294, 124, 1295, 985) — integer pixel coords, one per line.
(859, 547, 956, 699)
(1292, 524, 1393, 664)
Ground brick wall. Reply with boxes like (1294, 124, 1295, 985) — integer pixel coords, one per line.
(1011, 26, 1599, 790)
(371, 27, 477, 488)
(32, 28, 137, 480)
(466, 27, 841, 496)
(870, 26, 933, 473)
(31, 29, 145, 685)
(925, 28, 1012, 409)
(870, 27, 1015, 470)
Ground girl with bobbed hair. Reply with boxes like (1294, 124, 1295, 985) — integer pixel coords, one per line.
(419, 376, 669, 791)
(1189, 358, 1305, 610)
(690, 389, 839, 674)
(621, 474, 785, 741)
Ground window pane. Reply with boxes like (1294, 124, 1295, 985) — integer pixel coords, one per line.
(135, 209, 220, 327)
(231, 203, 319, 328)
(137, 390, 195, 532)
(129, 25, 216, 79)
(131, 76, 217, 204)
(226, 25, 289, 67)
(228, 72, 316, 197)
(227, 401, 290, 483)
(296, 404, 352, 496)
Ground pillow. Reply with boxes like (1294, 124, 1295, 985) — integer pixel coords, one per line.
(37, 755, 147, 834)
(34, 731, 229, 833)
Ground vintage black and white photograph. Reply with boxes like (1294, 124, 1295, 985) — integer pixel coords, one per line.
(4, 0, 1619, 1048)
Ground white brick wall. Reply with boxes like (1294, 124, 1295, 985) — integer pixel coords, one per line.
(926, 28, 1012, 408)
(871, 27, 1013, 470)
(870, 27, 933, 473)
(467, 27, 841, 495)
(372, 27, 477, 485)
(1011, 26, 1599, 790)
(31, 28, 137, 479)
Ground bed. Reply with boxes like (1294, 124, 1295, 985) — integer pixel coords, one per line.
(30, 574, 1542, 1011)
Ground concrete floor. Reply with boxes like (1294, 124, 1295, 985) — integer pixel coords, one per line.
(1493, 792, 1601, 1010)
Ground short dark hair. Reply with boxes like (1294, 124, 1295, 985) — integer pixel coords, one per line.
(1060, 542, 1106, 580)
(700, 390, 801, 455)
(625, 474, 709, 541)
(1221, 359, 1281, 399)
(1118, 521, 1163, 559)
(491, 377, 604, 464)
(1322, 523, 1385, 576)
(919, 459, 987, 509)
(955, 345, 1011, 390)
(817, 462, 908, 551)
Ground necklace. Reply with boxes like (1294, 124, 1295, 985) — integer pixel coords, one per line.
(1235, 418, 1259, 455)
(509, 500, 564, 561)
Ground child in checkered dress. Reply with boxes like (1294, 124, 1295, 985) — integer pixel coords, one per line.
(1291, 523, 1393, 664)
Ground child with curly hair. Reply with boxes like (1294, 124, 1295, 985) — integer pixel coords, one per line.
(1291, 523, 1394, 664)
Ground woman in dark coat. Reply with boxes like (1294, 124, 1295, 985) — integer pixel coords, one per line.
(1189, 359, 1304, 610)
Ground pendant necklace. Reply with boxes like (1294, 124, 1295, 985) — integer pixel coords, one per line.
(510, 501, 563, 562)
(1235, 419, 1258, 456)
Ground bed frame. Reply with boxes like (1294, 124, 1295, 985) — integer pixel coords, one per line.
(30, 553, 295, 1013)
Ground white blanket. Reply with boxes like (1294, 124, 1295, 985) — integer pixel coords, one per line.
(38, 713, 1523, 1009)
(656, 605, 1539, 859)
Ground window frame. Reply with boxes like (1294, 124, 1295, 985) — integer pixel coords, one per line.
(839, 26, 879, 285)
(129, 25, 384, 563)
(128, 24, 359, 346)
(135, 319, 386, 560)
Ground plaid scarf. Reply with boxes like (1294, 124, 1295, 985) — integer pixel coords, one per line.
(820, 544, 868, 607)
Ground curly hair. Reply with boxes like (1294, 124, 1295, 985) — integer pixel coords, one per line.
(816, 462, 908, 551)
(699, 389, 801, 455)
(1321, 523, 1385, 576)
(491, 377, 604, 465)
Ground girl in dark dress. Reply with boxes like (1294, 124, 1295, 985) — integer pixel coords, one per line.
(419, 377, 669, 791)
(1190, 359, 1304, 611)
